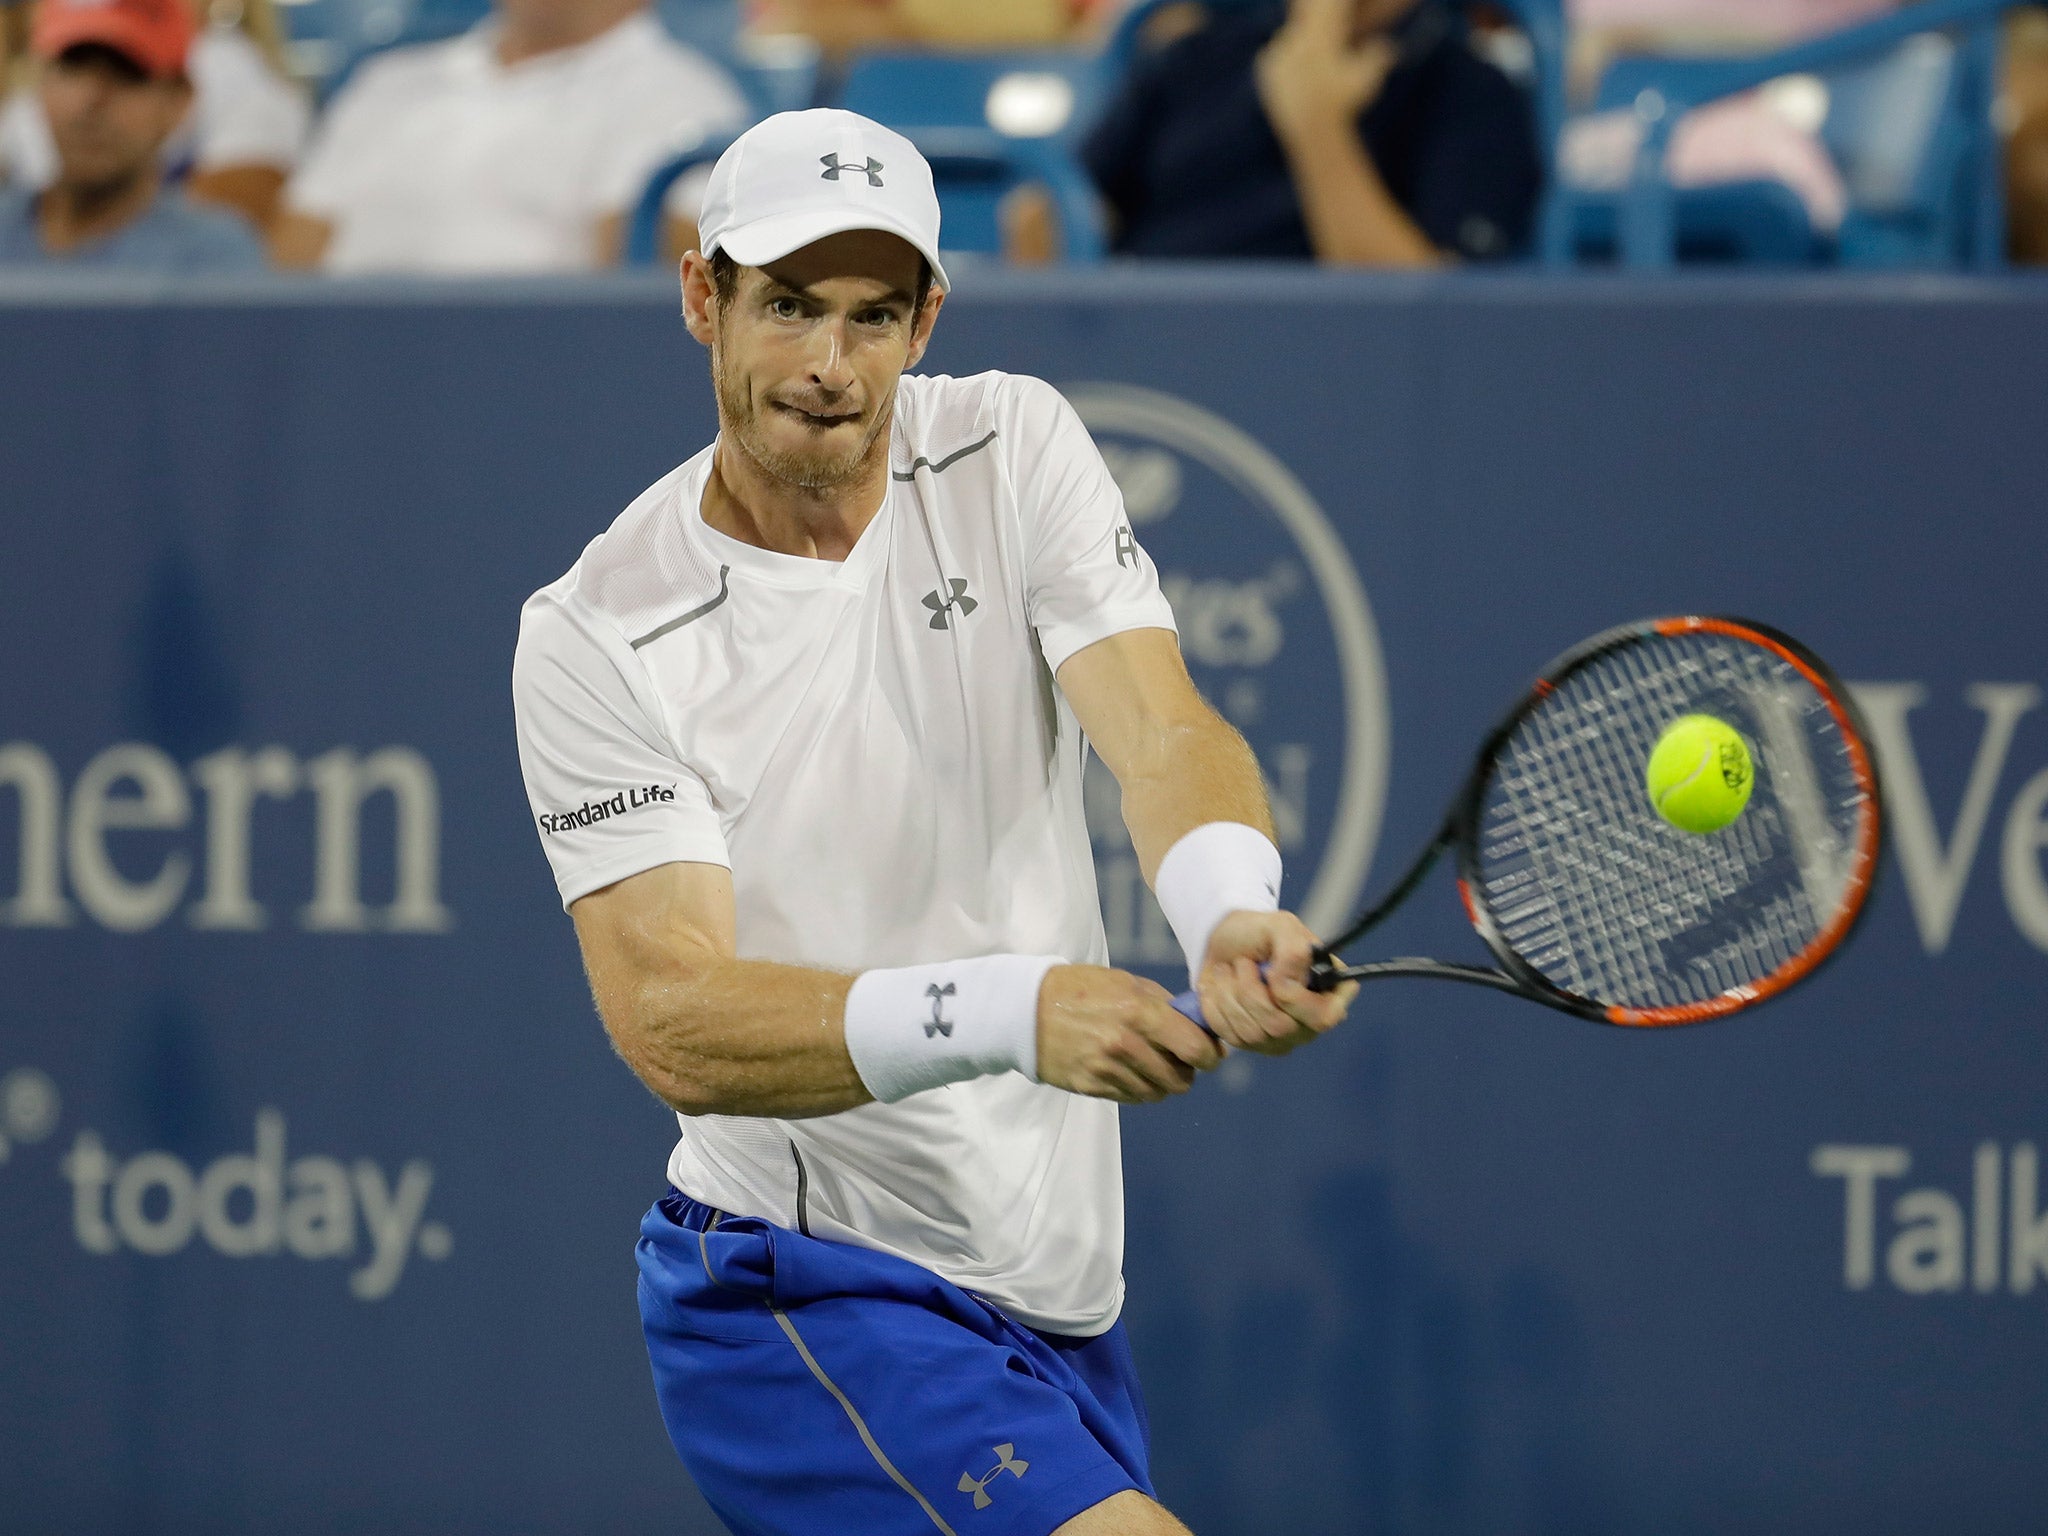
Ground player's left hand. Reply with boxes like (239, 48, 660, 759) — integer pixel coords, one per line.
(1196, 910, 1358, 1056)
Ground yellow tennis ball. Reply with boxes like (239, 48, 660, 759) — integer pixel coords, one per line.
(1645, 714, 1754, 834)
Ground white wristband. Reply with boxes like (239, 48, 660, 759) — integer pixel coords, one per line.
(843, 954, 1064, 1104)
(1154, 821, 1283, 987)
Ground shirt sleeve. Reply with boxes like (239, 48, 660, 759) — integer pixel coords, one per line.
(283, 63, 387, 219)
(1000, 376, 1178, 675)
(176, 204, 270, 273)
(513, 590, 731, 910)
(591, 45, 751, 217)
(191, 30, 312, 170)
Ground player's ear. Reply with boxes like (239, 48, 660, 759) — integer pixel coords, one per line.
(680, 251, 718, 347)
(904, 288, 944, 369)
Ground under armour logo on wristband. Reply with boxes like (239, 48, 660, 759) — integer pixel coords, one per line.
(959, 1444, 1029, 1509)
(922, 579, 977, 630)
(923, 983, 956, 1038)
(820, 153, 884, 186)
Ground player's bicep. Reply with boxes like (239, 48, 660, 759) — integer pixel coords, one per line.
(1055, 626, 1210, 784)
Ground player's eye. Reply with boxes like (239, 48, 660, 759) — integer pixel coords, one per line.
(768, 297, 802, 320)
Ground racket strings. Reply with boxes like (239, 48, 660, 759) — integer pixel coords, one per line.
(1474, 632, 1866, 1012)
(1549, 641, 1814, 999)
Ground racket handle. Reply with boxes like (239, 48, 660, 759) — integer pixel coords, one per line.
(1170, 954, 1342, 1034)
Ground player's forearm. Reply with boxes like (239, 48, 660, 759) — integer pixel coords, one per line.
(598, 955, 872, 1120)
(1277, 113, 1442, 268)
(1119, 708, 1276, 886)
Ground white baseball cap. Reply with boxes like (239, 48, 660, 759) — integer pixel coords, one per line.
(698, 108, 951, 294)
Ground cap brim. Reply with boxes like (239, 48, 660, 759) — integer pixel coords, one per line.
(711, 207, 951, 295)
(34, 13, 186, 76)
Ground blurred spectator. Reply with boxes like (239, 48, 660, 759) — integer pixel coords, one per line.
(1, 0, 309, 229)
(2008, 6, 2048, 264)
(271, 0, 747, 273)
(1558, 0, 1891, 240)
(748, 0, 1101, 57)
(1559, 78, 1849, 237)
(1079, 0, 1540, 264)
(0, 0, 265, 269)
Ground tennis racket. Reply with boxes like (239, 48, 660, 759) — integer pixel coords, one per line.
(1172, 615, 1883, 1030)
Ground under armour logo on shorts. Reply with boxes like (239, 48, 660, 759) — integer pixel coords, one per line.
(924, 982, 956, 1038)
(923, 579, 977, 630)
(958, 1443, 1029, 1509)
(820, 153, 884, 186)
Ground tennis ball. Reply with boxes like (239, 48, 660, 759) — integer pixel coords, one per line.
(1645, 714, 1754, 834)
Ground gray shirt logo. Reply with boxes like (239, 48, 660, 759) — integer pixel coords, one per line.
(922, 579, 978, 630)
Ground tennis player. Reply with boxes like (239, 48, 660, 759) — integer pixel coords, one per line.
(512, 108, 1355, 1536)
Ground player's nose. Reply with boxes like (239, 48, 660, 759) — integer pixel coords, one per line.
(803, 320, 857, 394)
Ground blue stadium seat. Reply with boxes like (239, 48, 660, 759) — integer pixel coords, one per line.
(625, 137, 733, 267)
(833, 50, 1110, 259)
(1571, 0, 2015, 269)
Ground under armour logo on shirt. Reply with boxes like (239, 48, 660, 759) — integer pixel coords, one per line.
(820, 153, 885, 186)
(922, 579, 977, 630)
(958, 1444, 1029, 1509)
(1114, 524, 1138, 570)
(924, 983, 956, 1038)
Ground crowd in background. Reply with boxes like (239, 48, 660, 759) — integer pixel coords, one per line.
(0, 0, 2044, 273)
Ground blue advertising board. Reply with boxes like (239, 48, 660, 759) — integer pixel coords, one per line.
(1, 268, 2044, 1534)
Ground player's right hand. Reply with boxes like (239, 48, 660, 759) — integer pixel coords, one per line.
(1035, 964, 1223, 1104)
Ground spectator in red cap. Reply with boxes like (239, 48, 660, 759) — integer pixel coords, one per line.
(0, 0, 265, 269)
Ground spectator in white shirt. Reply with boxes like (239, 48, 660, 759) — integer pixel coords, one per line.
(272, 0, 748, 273)
(0, 0, 309, 230)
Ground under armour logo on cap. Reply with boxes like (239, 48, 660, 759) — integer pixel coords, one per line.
(820, 153, 884, 187)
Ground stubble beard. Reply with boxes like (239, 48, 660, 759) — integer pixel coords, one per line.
(711, 341, 895, 493)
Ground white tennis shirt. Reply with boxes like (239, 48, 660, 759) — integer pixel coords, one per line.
(513, 371, 1176, 1335)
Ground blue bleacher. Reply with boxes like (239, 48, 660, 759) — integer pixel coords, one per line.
(835, 50, 1110, 259)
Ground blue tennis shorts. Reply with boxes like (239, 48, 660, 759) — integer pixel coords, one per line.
(636, 1185, 1155, 1536)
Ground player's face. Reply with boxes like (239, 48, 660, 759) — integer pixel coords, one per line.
(40, 47, 191, 195)
(701, 232, 940, 493)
